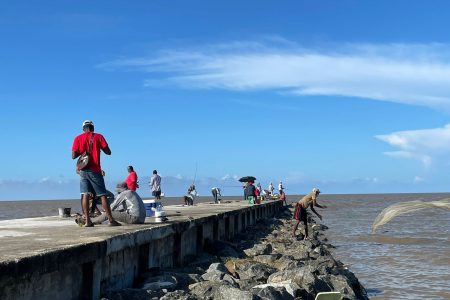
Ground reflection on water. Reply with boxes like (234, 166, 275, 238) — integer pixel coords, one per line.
(320, 193, 450, 300)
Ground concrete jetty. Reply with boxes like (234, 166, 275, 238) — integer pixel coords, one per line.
(0, 199, 282, 300)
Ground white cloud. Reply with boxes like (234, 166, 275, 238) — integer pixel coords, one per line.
(414, 176, 425, 183)
(376, 124, 450, 167)
(99, 41, 450, 109)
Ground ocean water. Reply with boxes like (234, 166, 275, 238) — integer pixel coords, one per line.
(1, 193, 449, 299)
(320, 193, 450, 300)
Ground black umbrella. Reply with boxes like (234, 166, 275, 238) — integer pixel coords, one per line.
(238, 176, 256, 182)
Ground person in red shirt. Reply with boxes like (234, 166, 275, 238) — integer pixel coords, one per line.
(124, 166, 139, 191)
(72, 120, 120, 227)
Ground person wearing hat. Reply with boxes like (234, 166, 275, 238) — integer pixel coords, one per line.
(293, 188, 327, 240)
(72, 120, 120, 227)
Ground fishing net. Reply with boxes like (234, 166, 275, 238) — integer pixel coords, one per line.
(372, 198, 450, 233)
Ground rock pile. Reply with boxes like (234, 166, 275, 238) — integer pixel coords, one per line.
(102, 207, 368, 300)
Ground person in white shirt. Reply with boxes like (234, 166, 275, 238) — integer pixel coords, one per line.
(278, 181, 284, 194)
(269, 182, 274, 195)
(211, 187, 222, 204)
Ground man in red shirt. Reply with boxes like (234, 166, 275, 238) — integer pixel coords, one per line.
(124, 166, 139, 191)
(72, 120, 120, 227)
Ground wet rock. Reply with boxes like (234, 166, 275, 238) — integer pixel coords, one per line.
(159, 290, 199, 300)
(252, 285, 294, 300)
(201, 271, 225, 282)
(206, 262, 229, 274)
(326, 274, 357, 299)
(214, 285, 259, 300)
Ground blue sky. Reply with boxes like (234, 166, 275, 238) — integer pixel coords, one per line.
(2, 0, 450, 200)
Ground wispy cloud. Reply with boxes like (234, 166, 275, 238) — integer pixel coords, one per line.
(99, 40, 450, 109)
(376, 124, 450, 167)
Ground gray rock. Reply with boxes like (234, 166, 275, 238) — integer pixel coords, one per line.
(214, 285, 259, 300)
(159, 290, 199, 300)
(201, 271, 225, 282)
(206, 262, 229, 274)
(236, 262, 277, 282)
(140, 274, 178, 292)
(101, 288, 157, 300)
(164, 272, 202, 289)
(253, 254, 280, 265)
(189, 281, 229, 300)
(244, 243, 273, 257)
(252, 281, 301, 298)
(267, 267, 331, 294)
(253, 286, 294, 300)
(326, 274, 357, 299)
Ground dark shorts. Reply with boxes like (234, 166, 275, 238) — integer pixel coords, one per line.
(152, 190, 161, 197)
(294, 205, 307, 223)
(80, 170, 107, 197)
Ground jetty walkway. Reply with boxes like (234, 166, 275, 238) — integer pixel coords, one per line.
(0, 199, 282, 300)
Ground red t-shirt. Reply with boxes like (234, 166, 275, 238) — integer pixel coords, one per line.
(125, 171, 138, 191)
(72, 132, 108, 174)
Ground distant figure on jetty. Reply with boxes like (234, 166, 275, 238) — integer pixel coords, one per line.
(279, 190, 287, 206)
(124, 165, 139, 191)
(293, 188, 327, 239)
(211, 187, 222, 204)
(268, 182, 274, 195)
(150, 170, 162, 200)
(184, 185, 197, 206)
(244, 181, 257, 203)
(278, 181, 284, 194)
(72, 120, 120, 227)
(89, 183, 146, 225)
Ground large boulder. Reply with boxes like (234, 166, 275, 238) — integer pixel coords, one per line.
(236, 262, 277, 282)
(159, 290, 199, 300)
(163, 272, 202, 290)
(101, 288, 158, 300)
(252, 286, 294, 300)
(268, 268, 332, 295)
(139, 274, 178, 292)
(189, 282, 227, 300)
(252, 281, 301, 298)
(244, 243, 273, 257)
(214, 285, 259, 300)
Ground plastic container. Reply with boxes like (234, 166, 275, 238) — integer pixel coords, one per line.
(143, 199, 156, 217)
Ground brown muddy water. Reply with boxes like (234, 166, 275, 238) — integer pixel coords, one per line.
(1, 193, 449, 299)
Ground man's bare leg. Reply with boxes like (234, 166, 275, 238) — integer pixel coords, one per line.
(82, 193, 93, 227)
(293, 220, 300, 236)
(100, 195, 120, 226)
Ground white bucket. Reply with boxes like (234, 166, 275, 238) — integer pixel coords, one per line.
(58, 207, 71, 218)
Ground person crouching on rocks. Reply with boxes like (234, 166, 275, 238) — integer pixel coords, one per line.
(293, 188, 327, 240)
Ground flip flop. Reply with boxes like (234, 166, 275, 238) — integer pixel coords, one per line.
(108, 221, 121, 226)
(84, 223, 94, 227)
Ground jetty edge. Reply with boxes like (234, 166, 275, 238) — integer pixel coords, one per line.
(0, 199, 282, 299)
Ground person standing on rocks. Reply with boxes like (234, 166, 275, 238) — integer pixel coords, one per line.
(293, 188, 327, 239)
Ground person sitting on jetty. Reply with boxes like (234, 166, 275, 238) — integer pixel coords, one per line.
(211, 187, 222, 204)
(293, 188, 327, 240)
(86, 183, 146, 225)
(184, 185, 197, 206)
